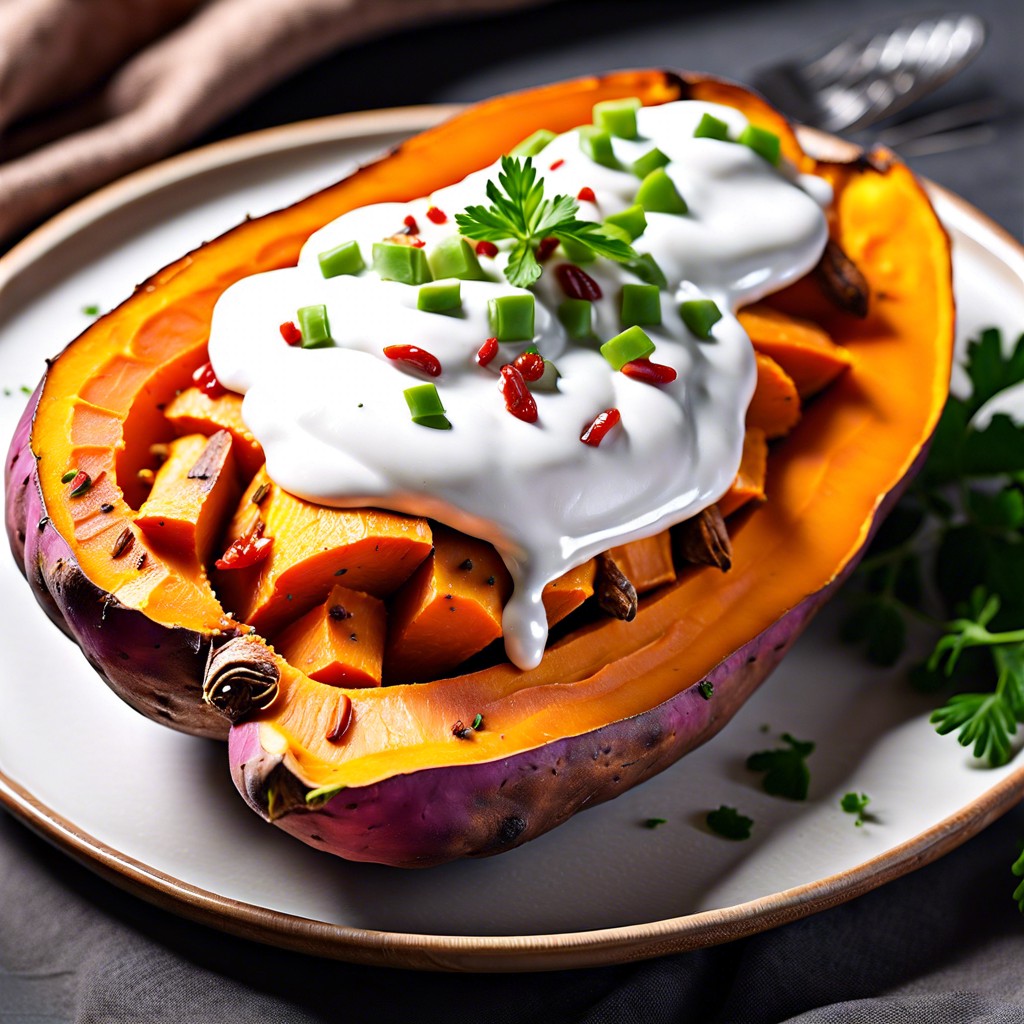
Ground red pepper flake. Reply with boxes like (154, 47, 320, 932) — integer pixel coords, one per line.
(549, 158, 565, 170)
(402, 214, 420, 234)
(452, 720, 471, 739)
(513, 351, 545, 382)
(621, 358, 677, 385)
(215, 521, 273, 571)
(68, 470, 92, 497)
(535, 236, 559, 263)
(555, 263, 602, 301)
(475, 240, 498, 258)
(476, 336, 499, 367)
(499, 364, 539, 423)
(192, 361, 226, 398)
(383, 344, 442, 377)
(580, 407, 621, 446)
(279, 320, 302, 346)
(425, 206, 447, 224)
(410, 237, 426, 248)
(577, 186, 596, 203)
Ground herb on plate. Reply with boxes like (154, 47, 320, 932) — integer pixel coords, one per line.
(840, 327, 1024, 907)
(642, 817, 667, 830)
(840, 791, 872, 827)
(746, 733, 814, 800)
(454, 156, 636, 288)
(706, 805, 754, 840)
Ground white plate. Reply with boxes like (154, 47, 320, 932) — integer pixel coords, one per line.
(1, 108, 1023, 973)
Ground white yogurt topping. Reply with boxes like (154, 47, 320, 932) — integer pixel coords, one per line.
(208, 100, 830, 670)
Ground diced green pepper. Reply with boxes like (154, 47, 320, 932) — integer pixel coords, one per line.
(417, 281, 462, 313)
(488, 293, 535, 342)
(297, 304, 333, 348)
(404, 383, 451, 429)
(317, 240, 365, 278)
(558, 298, 594, 340)
(620, 284, 662, 327)
(601, 326, 655, 370)
(510, 129, 556, 158)
(680, 298, 723, 339)
(427, 236, 485, 281)
(593, 97, 641, 140)
(738, 125, 781, 165)
(625, 253, 667, 289)
(694, 113, 730, 140)
(372, 242, 433, 285)
(631, 147, 670, 178)
(603, 204, 647, 241)
(636, 168, 688, 215)
(578, 125, 619, 169)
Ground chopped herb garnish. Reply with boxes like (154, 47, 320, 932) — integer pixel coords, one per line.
(68, 471, 93, 498)
(454, 156, 636, 288)
(1013, 843, 1024, 911)
(840, 791, 872, 826)
(81, 305, 100, 317)
(642, 817, 667, 829)
(471, 713, 484, 731)
(19, 385, 30, 395)
(60, 470, 77, 483)
(706, 805, 753, 840)
(697, 680, 714, 700)
(746, 733, 814, 800)
(305, 783, 346, 805)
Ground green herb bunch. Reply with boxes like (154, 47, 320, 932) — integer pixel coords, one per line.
(841, 328, 1024, 905)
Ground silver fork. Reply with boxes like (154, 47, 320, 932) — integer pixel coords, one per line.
(753, 12, 988, 136)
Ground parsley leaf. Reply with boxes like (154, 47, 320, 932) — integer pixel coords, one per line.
(964, 327, 1024, 415)
(1013, 843, 1024, 912)
(642, 817, 667, 829)
(454, 155, 636, 288)
(840, 792, 872, 826)
(706, 805, 753, 840)
(746, 733, 814, 800)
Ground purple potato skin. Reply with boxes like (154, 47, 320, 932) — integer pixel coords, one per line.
(5, 389, 228, 739)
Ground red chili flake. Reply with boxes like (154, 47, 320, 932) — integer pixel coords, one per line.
(555, 263, 602, 301)
(535, 236, 559, 263)
(410, 237, 426, 248)
(402, 214, 420, 234)
(499, 364, 539, 423)
(577, 186, 596, 203)
(475, 240, 499, 258)
(621, 358, 678, 385)
(192, 361, 226, 398)
(215, 521, 273, 571)
(513, 351, 545, 382)
(383, 344, 442, 377)
(425, 206, 447, 224)
(476, 337, 499, 367)
(549, 158, 565, 170)
(580, 407, 621, 446)
(279, 320, 302, 346)
(68, 470, 92, 497)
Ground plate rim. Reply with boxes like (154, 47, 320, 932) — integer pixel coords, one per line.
(1, 105, 1023, 974)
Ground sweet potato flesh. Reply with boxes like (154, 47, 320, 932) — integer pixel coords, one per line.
(27, 71, 952, 784)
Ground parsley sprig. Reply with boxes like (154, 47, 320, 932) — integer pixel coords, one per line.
(840, 327, 1024, 909)
(746, 733, 814, 800)
(454, 156, 636, 288)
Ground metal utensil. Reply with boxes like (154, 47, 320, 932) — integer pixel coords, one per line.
(753, 12, 987, 134)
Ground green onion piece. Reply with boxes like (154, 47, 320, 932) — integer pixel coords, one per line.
(694, 112, 730, 140)
(427, 236, 485, 281)
(593, 97, 641, 140)
(471, 713, 484, 730)
(601, 326, 655, 370)
(578, 125, 619, 169)
(372, 242, 433, 285)
(510, 129, 556, 158)
(680, 299, 723, 339)
(631, 147, 670, 178)
(81, 305, 100, 317)
(60, 470, 77, 483)
(317, 240, 365, 278)
(636, 168, 688, 215)
(417, 281, 462, 313)
(738, 124, 781, 165)
(620, 284, 662, 327)
(625, 253, 667, 289)
(488, 293, 535, 342)
(558, 298, 594, 340)
(404, 383, 451, 430)
(604, 204, 647, 242)
(558, 234, 597, 264)
(297, 304, 333, 348)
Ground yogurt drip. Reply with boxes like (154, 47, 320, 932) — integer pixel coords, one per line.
(208, 101, 830, 670)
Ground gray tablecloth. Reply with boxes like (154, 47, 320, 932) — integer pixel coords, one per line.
(2, 0, 1023, 1020)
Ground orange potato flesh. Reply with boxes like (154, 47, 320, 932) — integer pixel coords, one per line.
(717, 428, 768, 518)
(163, 387, 265, 478)
(542, 559, 597, 627)
(746, 352, 802, 438)
(607, 533, 676, 594)
(272, 585, 386, 688)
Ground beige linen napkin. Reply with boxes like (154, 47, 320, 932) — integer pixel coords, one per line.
(0, 0, 543, 243)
